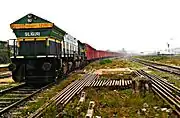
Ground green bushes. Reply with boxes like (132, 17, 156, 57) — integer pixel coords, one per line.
(0, 50, 10, 64)
(99, 59, 112, 65)
(137, 55, 169, 61)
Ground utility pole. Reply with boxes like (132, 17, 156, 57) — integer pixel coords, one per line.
(167, 42, 170, 53)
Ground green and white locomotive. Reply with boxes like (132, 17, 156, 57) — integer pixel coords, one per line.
(9, 14, 83, 83)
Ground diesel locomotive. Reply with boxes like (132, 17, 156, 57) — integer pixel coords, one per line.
(9, 14, 120, 83)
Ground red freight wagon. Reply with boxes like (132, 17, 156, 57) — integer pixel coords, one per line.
(96, 50, 102, 59)
(96, 50, 100, 59)
(98, 50, 104, 58)
(85, 43, 96, 60)
(85, 43, 119, 60)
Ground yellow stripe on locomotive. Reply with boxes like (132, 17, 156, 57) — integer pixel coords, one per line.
(10, 23, 54, 29)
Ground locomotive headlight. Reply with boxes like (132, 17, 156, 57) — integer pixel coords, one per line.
(27, 14, 33, 23)
(27, 18, 33, 23)
(42, 62, 52, 71)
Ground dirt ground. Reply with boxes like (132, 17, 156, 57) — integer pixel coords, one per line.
(0, 77, 14, 83)
(94, 68, 133, 75)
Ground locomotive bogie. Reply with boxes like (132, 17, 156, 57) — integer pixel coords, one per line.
(11, 57, 62, 84)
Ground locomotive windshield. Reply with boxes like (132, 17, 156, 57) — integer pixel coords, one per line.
(19, 41, 46, 56)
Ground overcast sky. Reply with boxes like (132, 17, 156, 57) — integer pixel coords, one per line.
(1, 0, 180, 53)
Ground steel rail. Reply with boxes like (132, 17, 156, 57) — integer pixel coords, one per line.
(56, 75, 94, 104)
(133, 58, 180, 75)
(0, 83, 25, 95)
(136, 70, 180, 115)
(62, 75, 98, 105)
(0, 82, 54, 116)
(149, 74, 180, 94)
(139, 70, 179, 100)
(54, 74, 92, 102)
(28, 73, 98, 118)
(143, 72, 180, 104)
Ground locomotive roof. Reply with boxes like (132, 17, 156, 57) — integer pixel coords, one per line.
(10, 14, 67, 41)
(11, 14, 51, 24)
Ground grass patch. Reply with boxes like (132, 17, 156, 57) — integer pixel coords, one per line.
(85, 58, 144, 71)
(127, 61, 144, 69)
(84, 59, 130, 71)
(62, 59, 174, 117)
(0, 83, 20, 91)
(42, 104, 58, 118)
(99, 72, 136, 80)
(136, 55, 180, 66)
(99, 59, 112, 65)
(135, 55, 169, 62)
(63, 88, 170, 118)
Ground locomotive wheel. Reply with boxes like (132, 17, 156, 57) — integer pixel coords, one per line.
(63, 62, 68, 75)
(68, 62, 73, 72)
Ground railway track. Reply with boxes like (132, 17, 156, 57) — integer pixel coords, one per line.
(87, 79, 132, 88)
(0, 82, 54, 117)
(136, 70, 180, 115)
(0, 83, 25, 95)
(133, 58, 180, 75)
(28, 73, 98, 118)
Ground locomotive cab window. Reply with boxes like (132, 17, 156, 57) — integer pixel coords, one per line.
(19, 40, 46, 56)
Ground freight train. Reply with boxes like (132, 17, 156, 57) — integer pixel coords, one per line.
(9, 14, 120, 83)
